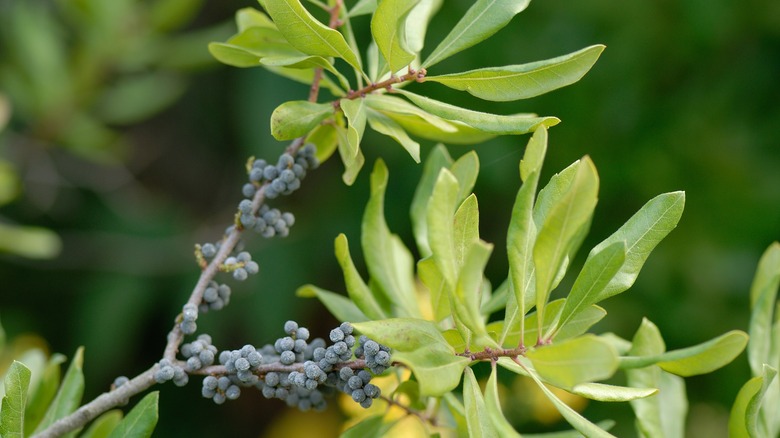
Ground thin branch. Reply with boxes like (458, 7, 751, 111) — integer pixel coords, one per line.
(456, 345, 527, 362)
(380, 394, 438, 427)
(334, 66, 427, 109)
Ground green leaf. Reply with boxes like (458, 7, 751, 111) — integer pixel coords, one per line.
(259, 55, 351, 91)
(80, 410, 123, 438)
(394, 89, 560, 134)
(485, 366, 522, 437)
(404, 0, 442, 53)
(236, 8, 276, 32)
(496, 299, 606, 348)
(553, 241, 626, 339)
(333, 234, 387, 320)
(504, 128, 547, 345)
(262, 0, 362, 71)
(34, 347, 85, 435)
(361, 160, 420, 317)
(418, 257, 451, 322)
(533, 157, 599, 329)
(341, 414, 397, 438)
(526, 366, 616, 437)
(452, 240, 494, 344)
(96, 72, 186, 125)
(463, 367, 497, 438)
(263, 64, 345, 95)
(571, 382, 658, 402)
(523, 422, 616, 438)
(428, 168, 460, 289)
(450, 151, 480, 205)
(24, 353, 67, 435)
(410, 145, 453, 257)
(422, 0, 531, 68)
(334, 122, 365, 185)
(340, 98, 368, 161)
(729, 364, 777, 438)
(366, 110, 420, 162)
(270, 100, 333, 140)
(305, 123, 339, 164)
(352, 318, 469, 396)
(748, 242, 780, 377)
(454, 195, 480, 267)
(0, 222, 61, 259)
(0, 361, 31, 438)
(588, 192, 686, 301)
(425, 45, 605, 101)
(626, 319, 687, 438)
(365, 94, 494, 144)
(107, 391, 158, 438)
(526, 335, 618, 390)
(371, 0, 419, 73)
(620, 330, 748, 377)
(296, 284, 370, 323)
(348, 0, 377, 17)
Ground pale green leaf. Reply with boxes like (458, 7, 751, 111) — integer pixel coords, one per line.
(348, 0, 377, 17)
(425, 45, 605, 101)
(80, 410, 123, 438)
(404, 0, 442, 53)
(361, 160, 421, 317)
(340, 98, 368, 161)
(553, 241, 626, 339)
(620, 330, 748, 377)
(34, 347, 84, 435)
(422, 0, 531, 68)
(534, 157, 599, 329)
(270, 100, 333, 140)
(364, 94, 494, 144)
(410, 145, 453, 257)
(366, 110, 420, 162)
(526, 366, 616, 437)
(24, 353, 66, 435)
(626, 319, 687, 438)
(527, 335, 618, 390)
(0, 361, 31, 438)
(497, 299, 606, 348)
(504, 128, 547, 345)
(341, 414, 397, 438)
(524, 422, 616, 438)
(259, 55, 351, 91)
(263, 0, 362, 71)
(296, 284, 370, 323)
(449, 151, 480, 205)
(394, 89, 560, 134)
(729, 364, 777, 438)
(236, 8, 276, 32)
(334, 122, 365, 185)
(452, 241, 494, 344)
(333, 234, 387, 320)
(418, 257, 451, 322)
(371, 0, 418, 73)
(748, 242, 780, 377)
(463, 367, 498, 438)
(453, 195, 480, 267)
(428, 168, 460, 289)
(571, 382, 658, 402)
(353, 318, 469, 396)
(107, 391, 158, 438)
(485, 366, 522, 437)
(589, 192, 686, 301)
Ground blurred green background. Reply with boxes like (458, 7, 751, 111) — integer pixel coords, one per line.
(1, 0, 778, 436)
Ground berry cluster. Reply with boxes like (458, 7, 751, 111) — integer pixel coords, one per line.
(200, 281, 232, 313)
(154, 359, 188, 386)
(180, 303, 199, 335)
(240, 204, 295, 238)
(181, 334, 218, 372)
(197, 321, 391, 411)
(241, 144, 319, 200)
(357, 336, 392, 375)
(222, 251, 260, 281)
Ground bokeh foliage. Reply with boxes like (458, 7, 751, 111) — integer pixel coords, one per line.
(1, 0, 778, 436)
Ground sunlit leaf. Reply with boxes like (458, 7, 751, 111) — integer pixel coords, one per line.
(33, 347, 84, 435)
(107, 391, 158, 438)
(533, 157, 598, 330)
(729, 364, 777, 438)
(262, 0, 362, 71)
(348, 0, 377, 17)
(371, 0, 418, 73)
(619, 330, 748, 377)
(236, 8, 276, 32)
(333, 234, 387, 320)
(463, 367, 497, 438)
(427, 168, 459, 289)
(395, 89, 560, 134)
(404, 0, 442, 53)
(366, 110, 420, 162)
(452, 240, 494, 344)
(422, 0, 531, 68)
(571, 382, 658, 402)
(296, 284, 370, 323)
(527, 335, 618, 390)
(485, 366, 521, 437)
(0, 361, 31, 438)
(425, 45, 604, 101)
(270, 100, 333, 140)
